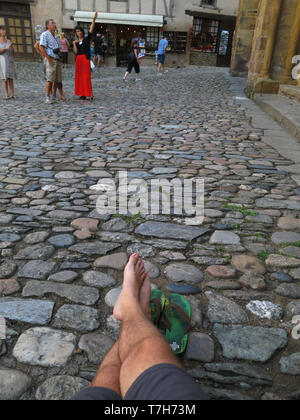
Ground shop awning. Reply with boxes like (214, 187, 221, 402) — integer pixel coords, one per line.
(74, 11, 164, 27)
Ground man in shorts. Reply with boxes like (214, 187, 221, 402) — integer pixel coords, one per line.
(73, 254, 208, 401)
(39, 19, 62, 104)
(157, 35, 169, 75)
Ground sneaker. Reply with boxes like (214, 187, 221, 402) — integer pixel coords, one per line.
(123, 78, 127, 83)
(135, 78, 141, 82)
(163, 70, 169, 74)
(45, 97, 52, 104)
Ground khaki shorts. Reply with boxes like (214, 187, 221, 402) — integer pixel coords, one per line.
(44, 58, 62, 83)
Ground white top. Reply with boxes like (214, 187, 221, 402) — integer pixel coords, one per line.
(0, 39, 16, 81)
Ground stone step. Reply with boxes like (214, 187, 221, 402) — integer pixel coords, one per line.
(254, 93, 300, 143)
(279, 84, 300, 102)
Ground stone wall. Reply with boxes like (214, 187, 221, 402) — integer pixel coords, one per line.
(270, 0, 298, 81)
(31, 0, 239, 32)
(232, 0, 300, 95)
(230, 0, 260, 77)
(190, 52, 217, 66)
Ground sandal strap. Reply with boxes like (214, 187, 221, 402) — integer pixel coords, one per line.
(162, 302, 191, 335)
(150, 297, 162, 324)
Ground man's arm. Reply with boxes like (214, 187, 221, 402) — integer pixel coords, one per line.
(40, 33, 53, 63)
(34, 41, 42, 57)
(164, 41, 168, 54)
(39, 45, 53, 63)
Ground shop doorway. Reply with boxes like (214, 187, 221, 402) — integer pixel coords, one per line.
(116, 25, 147, 67)
(216, 20, 235, 67)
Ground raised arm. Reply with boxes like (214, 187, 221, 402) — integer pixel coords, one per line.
(89, 12, 98, 34)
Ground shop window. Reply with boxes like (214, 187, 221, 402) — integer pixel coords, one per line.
(191, 17, 220, 53)
(4, 16, 34, 56)
(146, 27, 160, 54)
(163, 31, 187, 53)
(77, 22, 114, 56)
(0, 2, 33, 56)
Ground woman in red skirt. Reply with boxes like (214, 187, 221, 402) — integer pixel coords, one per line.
(73, 12, 97, 100)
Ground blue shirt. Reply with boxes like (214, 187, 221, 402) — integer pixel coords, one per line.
(158, 39, 168, 55)
(40, 30, 60, 59)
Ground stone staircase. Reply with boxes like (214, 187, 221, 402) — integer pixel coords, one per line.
(254, 84, 300, 143)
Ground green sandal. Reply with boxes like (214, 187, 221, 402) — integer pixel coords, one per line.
(162, 294, 191, 355)
(150, 289, 166, 326)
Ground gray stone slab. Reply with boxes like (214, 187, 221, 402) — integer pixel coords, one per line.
(0, 298, 54, 325)
(0, 368, 32, 400)
(135, 222, 208, 241)
(206, 292, 249, 324)
(164, 263, 204, 284)
(53, 305, 100, 332)
(22, 281, 99, 305)
(13, 327, 76, 367)
(213, 324, 288, 362)
(18, 260, 57, 280)
(69, 241, 121, 256)
(36, 376, 89, 401)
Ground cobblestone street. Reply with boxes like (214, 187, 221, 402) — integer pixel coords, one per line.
(1, 64, 300, 400)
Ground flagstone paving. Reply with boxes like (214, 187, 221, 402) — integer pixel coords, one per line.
(0, 64, 300, 400)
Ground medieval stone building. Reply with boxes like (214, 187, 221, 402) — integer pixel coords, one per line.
(1, 0, 239, 67)
(231, 0, 300, 96)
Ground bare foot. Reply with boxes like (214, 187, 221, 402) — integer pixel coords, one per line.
(113, 254, 147, 321)
(139, 274, 151, 320)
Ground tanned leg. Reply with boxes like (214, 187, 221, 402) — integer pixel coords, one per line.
(46, 81, 52, 96)
(90, 253, 148, 396)
(91, 340, 122, 396)
(114, 254, 182, 398)
(8, 79, 14, 97)
(2, 81, 9, 98)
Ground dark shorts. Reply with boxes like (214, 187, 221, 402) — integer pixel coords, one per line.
(127, 59, 140, 74)
(61, 52, 68, 64)
(72, 363, 208, 401)
(158, 54, 166, 64)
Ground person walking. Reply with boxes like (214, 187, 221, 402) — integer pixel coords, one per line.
(73, 11, 97, 101)
(157, 35, 169, 76)
(73, 254, 208, 401)
(123, 41, 141, 83)
(0, 25, 16, 100)
(39, 19, 62, 104)
(60, 33, 70, 67)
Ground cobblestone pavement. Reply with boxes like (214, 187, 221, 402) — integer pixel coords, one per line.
(1, 63, 300, 400)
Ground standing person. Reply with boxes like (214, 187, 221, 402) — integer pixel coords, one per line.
(34, 39, 66, 101)
(0, 26, 16, 100)
(60, 33, 70, 67)
(123, 41, 141, 83)
(39, 19, 62, 104)
(73, 11, 97, 101)
(157, 35, 169, 75)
